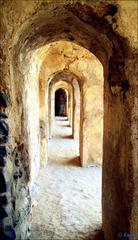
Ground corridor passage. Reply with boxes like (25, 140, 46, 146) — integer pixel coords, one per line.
(30, 118, 102, 240)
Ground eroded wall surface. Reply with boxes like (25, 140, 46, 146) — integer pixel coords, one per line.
(0, 1, 137, 239)
(38, 41, 104, 166)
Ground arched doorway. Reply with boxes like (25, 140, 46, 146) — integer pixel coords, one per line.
(3, 2, 136, 240)
(55, 88, 67, 117)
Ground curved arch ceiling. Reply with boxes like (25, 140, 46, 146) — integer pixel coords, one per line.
(12, 3, 112, 66)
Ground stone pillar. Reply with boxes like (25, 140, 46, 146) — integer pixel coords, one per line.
(72, 80, 80, 139)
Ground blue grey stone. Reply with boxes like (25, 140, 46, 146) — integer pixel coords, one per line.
(13, 172, 19, 180)
(13, 170, 23, 180)
(4, 226, 16, 240)
(0, 121, 9, 136)
(0, 113, 8, 120)
(15, 159, 20, 167)
(0, 135, 8, 144)
(19, 170, 23, 178)
(0, 146, 7, 157)
(0, 208, 8, 220)
(0, 93, 9, 108)
(0, 171, 7, 193)
(0, 195, 8, 206)
(0, 121, 9, 143)
(0, 157, 6, 167)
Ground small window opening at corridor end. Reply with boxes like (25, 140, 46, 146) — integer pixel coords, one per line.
(55, 88, 67, 117)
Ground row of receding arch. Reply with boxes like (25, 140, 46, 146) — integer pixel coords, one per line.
(7, 3, 133, 239)
(16, 41, 104, 187)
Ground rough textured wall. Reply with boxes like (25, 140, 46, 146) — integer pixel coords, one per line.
(0, 96, 31, 240)
(39, 79, 49, 166)
(23, 55, 40, 187)
(0, 1, 137, 240)
(39, 41, 104, 166)
(70, 54, 104, 166)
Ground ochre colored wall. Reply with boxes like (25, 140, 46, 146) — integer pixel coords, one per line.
(0, 1, 137, 239)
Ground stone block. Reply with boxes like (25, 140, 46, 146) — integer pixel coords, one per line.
(0, 138, 8, 145)
(13, 211, 20, 227)
(0, 208, 8, 220)
(0, 92, 9, 108)
(4, 226, 16, 240)
(14, 159, 20, 167)
(0, 195, 8, 206)
(0, 113, 8, 120)
(0, 157, 6, 167)
(0, 146, 7, 157)
(0, 121, 9, 136)
(13, 172, 19, 180)
(0, 135, 8, 144)
(13, 170, 23, 180)
(19, 170, 23, 178)
(0, 171, 7, 193)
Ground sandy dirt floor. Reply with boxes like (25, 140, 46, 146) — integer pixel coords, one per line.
(30, 117, 102, 240)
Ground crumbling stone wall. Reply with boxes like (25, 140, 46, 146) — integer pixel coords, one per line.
(0, 93, 31, 240)
(0, 1, 137, 240)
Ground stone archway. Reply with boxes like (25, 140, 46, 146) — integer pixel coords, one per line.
(38, 42, 104, 168)
(0, 1, 137, 240)
(49, 80, 74, 139)
(48, 70, 81, 140)
(55, 88, 67, 117)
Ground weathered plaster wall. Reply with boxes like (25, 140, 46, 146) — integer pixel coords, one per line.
(38, 41, 104, 166)
(0, 1, 137, 240)
(23, 56, 40, 187)
(72, 78, 80, 140)
(70, 54, 104, 166)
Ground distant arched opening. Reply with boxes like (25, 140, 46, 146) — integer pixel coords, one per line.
(55, 88, 67, 117)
